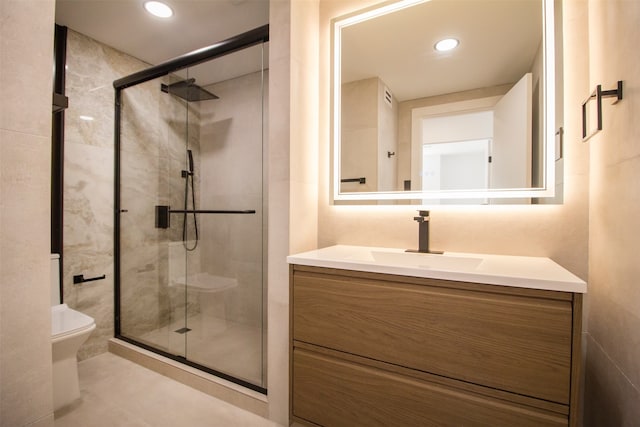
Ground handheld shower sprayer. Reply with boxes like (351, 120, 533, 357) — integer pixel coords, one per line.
(187, 149, 194, 174)
(183, 149, 198, 251)
(182, 149, 194, 177)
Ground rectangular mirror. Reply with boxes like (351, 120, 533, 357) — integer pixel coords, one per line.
(332, 0, 563, 204)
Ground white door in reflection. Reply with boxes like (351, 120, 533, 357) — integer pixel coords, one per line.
(422, 138, 491, 191)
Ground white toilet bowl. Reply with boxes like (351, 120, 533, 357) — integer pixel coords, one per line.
(50, 254, 96, 412)
(51, 304, 96, 411)
(51, 303, 96, 411)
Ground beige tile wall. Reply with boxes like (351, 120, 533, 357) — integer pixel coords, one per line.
(0, 0, 55, 425)
(268, 0, 319, 423)
(267, 0, 292, 423)
(584, 0, 640, 425)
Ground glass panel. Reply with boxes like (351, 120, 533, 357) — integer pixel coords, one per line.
(118, 41, 267, 389)
(119, 72, 191, 357)
(180, 44, 266, 387)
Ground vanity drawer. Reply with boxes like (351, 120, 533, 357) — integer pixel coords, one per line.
(292, 269, 573, 404)
(292, 348, 568, 427)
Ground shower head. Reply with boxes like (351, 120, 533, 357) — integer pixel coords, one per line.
(160, 78, 219, 102)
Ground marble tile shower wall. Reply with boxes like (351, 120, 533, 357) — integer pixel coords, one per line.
(63, 30, 200, 359)
(64, 29, 139, 360)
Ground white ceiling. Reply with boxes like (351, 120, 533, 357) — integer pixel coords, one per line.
(55, 0, 270, 85)
(341, 0, 543, 101)
(56, 0, 542, 99)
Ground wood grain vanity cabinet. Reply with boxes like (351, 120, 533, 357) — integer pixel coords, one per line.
(289, 265, 583, 427)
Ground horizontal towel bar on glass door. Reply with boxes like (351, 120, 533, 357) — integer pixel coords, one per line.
(154, 205, 256, 229)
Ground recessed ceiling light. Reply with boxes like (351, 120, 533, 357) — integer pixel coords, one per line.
(144, 1, 174, 18)
(434, 38, 459, 52)
(79, 115, 94, 121)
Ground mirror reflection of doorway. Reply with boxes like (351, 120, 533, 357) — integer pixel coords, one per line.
(417, 109, 493, 198)
(422, 138, 491, 191)
(411, 73, 533, 200)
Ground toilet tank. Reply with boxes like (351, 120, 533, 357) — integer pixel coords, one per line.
(51, 254, 61, 306)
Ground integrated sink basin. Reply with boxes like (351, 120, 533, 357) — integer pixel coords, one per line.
(287, 245, 587, 293)
(302, 245, 482, 273)
(370, 251, 482, 272)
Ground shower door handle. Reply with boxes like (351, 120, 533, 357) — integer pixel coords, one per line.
(154, 205, 255, 229)
(169, 209, 255, 214)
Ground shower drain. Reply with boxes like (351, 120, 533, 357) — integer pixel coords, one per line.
(174, 327, 191, 334)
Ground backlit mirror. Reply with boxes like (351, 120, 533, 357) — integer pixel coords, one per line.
(332, 0, 563, 204)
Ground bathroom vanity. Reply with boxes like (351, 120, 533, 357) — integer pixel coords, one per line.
(287, 246, 586, 427)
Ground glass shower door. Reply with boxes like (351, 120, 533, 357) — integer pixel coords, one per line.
(118, 71, 190, 359)
(178, 45, 266, 387)
(117, 39, 267, 391)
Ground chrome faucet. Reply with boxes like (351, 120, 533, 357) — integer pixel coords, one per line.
(407, 210, 443, 254)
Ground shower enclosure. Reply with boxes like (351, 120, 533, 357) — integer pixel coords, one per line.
(114, 26, 268, 392)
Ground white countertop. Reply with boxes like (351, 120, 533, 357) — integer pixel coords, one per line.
(287, 245, 586, 293)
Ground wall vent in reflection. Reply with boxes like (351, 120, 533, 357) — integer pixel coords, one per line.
(383, 86, 393, 108)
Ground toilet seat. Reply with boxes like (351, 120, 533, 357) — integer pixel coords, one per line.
(51, 304, 96, 341)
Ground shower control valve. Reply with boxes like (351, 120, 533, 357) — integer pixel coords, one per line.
(155, 205, 171, 229)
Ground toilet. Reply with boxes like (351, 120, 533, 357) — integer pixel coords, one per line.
(50, 254, 96, 412)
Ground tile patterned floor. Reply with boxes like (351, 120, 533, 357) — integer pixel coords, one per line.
(54, 352, 280, 427)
